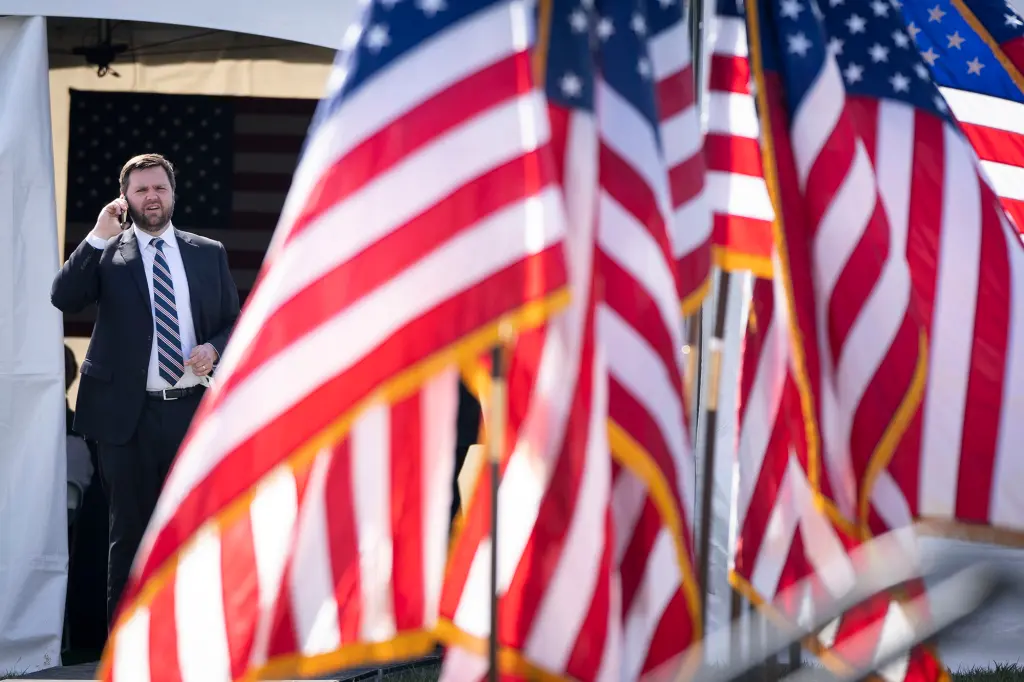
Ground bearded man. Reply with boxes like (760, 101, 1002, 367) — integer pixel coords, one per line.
(51, 153, 240, 627)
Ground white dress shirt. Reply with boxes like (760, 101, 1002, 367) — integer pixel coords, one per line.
(87, 224, 201, 390)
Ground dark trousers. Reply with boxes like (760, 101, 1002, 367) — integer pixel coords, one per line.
(450, 381, 481, 523)
(97, 389, 203, 628)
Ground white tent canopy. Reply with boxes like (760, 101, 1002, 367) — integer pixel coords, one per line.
(1, 0, 360, 49)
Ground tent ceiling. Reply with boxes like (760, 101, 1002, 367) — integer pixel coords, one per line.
(0, 0, 356, 48)
(43, 17, 335, 71)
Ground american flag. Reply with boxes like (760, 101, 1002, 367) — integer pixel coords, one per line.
(649, 0, 714, 312)
(881, 0, 1024, 536)
(439, 0, 702, 678)
(903, 0, 1024, 233)
(438, 0, 613, 677)
(727, 0, 1024, 674)
(705, 0, 775, 277)
(595, 0, 702, 671)
(750, 0, 930, 529)
(732, 275, 945, 682)
(62, 89, 315, 337)
(98, 0, 570, 677)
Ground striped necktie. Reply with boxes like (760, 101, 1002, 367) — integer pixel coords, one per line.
(151, 238, 185, 386)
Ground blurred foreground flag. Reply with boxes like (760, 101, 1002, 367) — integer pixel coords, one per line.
(439, 0, 705, 678)
(704, 0, 776, 277)
(903, 0, 1024, 233)
(97, 0, 572, 680)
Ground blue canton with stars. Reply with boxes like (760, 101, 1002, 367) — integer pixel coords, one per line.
(647, 0, 688, 41)
(901, 0, 1024, 104)
(756, 0, 956, 126)
(598, 0, 662, 139)
(308, 0, 509, 136)
(545, 0, 597, 111)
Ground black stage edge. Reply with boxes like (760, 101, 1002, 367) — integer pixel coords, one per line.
(12, 655, 442, 681)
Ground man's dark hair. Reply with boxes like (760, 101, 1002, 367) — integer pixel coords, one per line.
(119, 153, 176, 196)
(64, 344, 78, 392)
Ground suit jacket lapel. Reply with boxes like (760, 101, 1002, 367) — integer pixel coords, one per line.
(118, 231, 151, 317)
(176, 229, 204, 338)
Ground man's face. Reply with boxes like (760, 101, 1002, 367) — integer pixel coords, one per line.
(124, 165, 175, 233)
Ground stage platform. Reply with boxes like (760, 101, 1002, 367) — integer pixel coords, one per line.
(12, 656, 442, 681)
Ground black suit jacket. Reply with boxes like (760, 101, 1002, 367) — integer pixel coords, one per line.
(51, 228, 240, 445)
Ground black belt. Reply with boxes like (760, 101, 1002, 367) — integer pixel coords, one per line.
(146, 385, 204, 401)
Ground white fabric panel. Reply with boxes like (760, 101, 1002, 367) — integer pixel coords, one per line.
(0, 0, 360, 49)
(0, 15, 68, 675)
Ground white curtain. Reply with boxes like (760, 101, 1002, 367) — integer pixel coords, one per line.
(0, 15, 67, 674)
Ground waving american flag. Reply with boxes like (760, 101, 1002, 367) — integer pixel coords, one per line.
(440, 0, 703, 678)
(594, 0, 702, 673)
(902, 0, 1024, 234)
(98, 0, 572, 679)
(705, 0, 776, 276)
(438, 0, 609, 678)
(885, 0, 1024, 539)
(731, 0, 1023, 676)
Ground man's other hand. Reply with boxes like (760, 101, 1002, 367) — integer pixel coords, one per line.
(186, 343, 218, 377)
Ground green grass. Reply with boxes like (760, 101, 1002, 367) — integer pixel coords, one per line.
(952, 663, 1024, 681)
(380, 663, 441, 681)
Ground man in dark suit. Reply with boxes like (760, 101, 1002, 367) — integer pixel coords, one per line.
(51, 153, 240, 627)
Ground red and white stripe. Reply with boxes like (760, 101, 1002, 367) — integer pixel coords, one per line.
(102, 2, 569, 679)
(650, 4, 713, 313)
(881, 110, 1024, 532)
(438, 101, 619, 680)
(744, 29, 934, 680)
(927, 0, 1024, 239)
(596, 7, 703, 673)
(438, 36, 706, 671)
(818, 0, 1024, 546)
(596, 65, 702, 682)
(107, 375, 458, 682)
(763, 0, 1024, 540)
(609, 465, 699, 681)
(943, 84, 1024, 234)
(705, 3, 775, 277)
(731, 276, 944, 682)
(766, 42, 925, 524)
(440, 324, 617, 682)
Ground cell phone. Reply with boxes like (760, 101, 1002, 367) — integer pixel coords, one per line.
(119, 195, 131, 230)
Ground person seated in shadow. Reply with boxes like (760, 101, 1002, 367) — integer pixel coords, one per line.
(451, 380, 482, 526)
(65, 346, 94, 523)
(63, 344, 109, 657)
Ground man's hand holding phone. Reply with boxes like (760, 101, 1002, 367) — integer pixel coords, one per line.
(89, 196, 130, 241)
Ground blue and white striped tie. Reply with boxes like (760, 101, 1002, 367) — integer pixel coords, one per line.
(151, 238, 185, 386)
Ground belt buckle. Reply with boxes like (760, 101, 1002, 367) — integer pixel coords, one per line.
(162, 388, 177, 401)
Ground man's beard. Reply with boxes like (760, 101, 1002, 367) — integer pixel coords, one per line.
(128, 200, 175, 233)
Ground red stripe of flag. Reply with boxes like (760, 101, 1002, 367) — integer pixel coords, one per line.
(389, 393, 426, 631)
